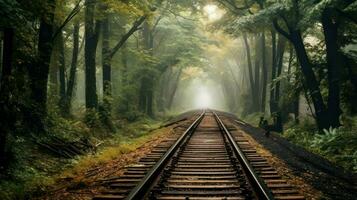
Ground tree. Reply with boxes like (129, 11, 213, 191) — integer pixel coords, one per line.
(272, 0, 355, 130)
(242, 33, 258, 112)
(62, 22, 80, 114)
(270, 33, 286, 114)
(27, 0, 56, 132)
(217, 0, 356, 130)
(101, 12, 147, 112)
(0, 28, 15, 169)
(84, 0, 99, 109)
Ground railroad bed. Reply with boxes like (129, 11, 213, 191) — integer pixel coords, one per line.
(94, 111, 305, 200)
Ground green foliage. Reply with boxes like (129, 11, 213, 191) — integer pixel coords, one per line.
(84, 108, 103, 128)
(245, 112, 357, 172)
(241, 112, 265, 125)
(0, 105, 165, 199)
(284, 120, 357, 172)
(0, 166, 54, 200)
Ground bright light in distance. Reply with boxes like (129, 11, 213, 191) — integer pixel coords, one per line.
(204, 4, 216, 15)
(203, 4, 223, 21)
(195, 87, 212, 108)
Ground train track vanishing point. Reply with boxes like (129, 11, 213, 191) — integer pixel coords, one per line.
(94, 111, 305, 200)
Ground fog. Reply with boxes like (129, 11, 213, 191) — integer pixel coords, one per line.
(172, 77, 228, 112)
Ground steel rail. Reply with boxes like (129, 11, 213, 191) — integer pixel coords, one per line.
(125, 111, 205, 200)
(213, 111, 275, 200)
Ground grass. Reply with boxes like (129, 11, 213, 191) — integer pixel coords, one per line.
(61, 124, 168, 178)
(0, 114, 167, 200)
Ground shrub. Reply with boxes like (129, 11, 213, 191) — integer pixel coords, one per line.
(283, 121, 357, 172)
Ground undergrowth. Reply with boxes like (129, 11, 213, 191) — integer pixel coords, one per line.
(0, 110, 166, 200)
(242, 113, 357, 173)
(284, 117, 357, 173)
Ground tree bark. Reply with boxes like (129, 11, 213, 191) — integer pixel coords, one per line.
(160, 67, 173, 111)
(167, 67, 183, 109)
(121, 43, 128, 86)
(260, 32, 267, 112)
(287, 45, 294, 82)
(242, 33, 257, 113)
(109, 15, 146, 59)
(102, 16, 111, 109)
(0, 28, 14, 169)
(147, 79, 154, 117)
(58, 30, 66, 112)
(254, 34, 261, 109)
(27, 0, 55, 132)
(270, 29, 277, 113)
(139, 20, 155, 116)
(290, 30, 329, 130)
(322, 8, 342, 128)
(63, 22, 80, 114)
(84, 0, 99, 109)
(101, 14, 146, 113)
(274, 18, 330, 130)
(120, 43, 129, 111)
(274, 34, 286, 106)
(48, 40, 59, 98)
(139, 77, 148, 112)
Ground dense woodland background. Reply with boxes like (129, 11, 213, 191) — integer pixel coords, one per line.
(0, 0, 356, 198)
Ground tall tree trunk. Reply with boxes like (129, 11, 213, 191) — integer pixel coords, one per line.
(270, 30, 277, 114)
(322, 8, 341, 128)
(141, 21, 155, 116)
(121, 43, 128, 86)
(167, 67, 183, 109)
(27, 0, 55, 132)
(274, 35, 286, 106)
(261, 32, 267, 112)
(254, 34, 261, 110)
(139, 77, 148, 112)
(272, 35, 286, 131)
(287, 46, 299, 122)
(102, 16, 111, 109)
(287, 45, 294, 82)
(293, 91, 300, 123)
(121, 43, 129, 111)
(102, 14, 146, 113)
(84, 0, 99, 109)
(242, 33, 257, 113)
(0, 28, 14, 169)
(63, 22, 80, 114)
(157, 75, 165, 112)
(157, 66, 173, 112)
(58, 30, 66, 112)
(147, 79, 154, 117)
(290, 30, 329, 130)
(48, 41, 59, 99)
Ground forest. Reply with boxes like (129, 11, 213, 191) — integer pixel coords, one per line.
(0, 0, 356, 199)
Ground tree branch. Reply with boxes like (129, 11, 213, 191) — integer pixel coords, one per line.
(273, 18, 292, 41)
(109, 15, 147, 59)
(52, 0, 83, 40)
(152, 15, 163, 36)
(167, 9, 197, 21)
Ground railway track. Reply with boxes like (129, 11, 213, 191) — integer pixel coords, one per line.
(94, 111, 305, 200)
